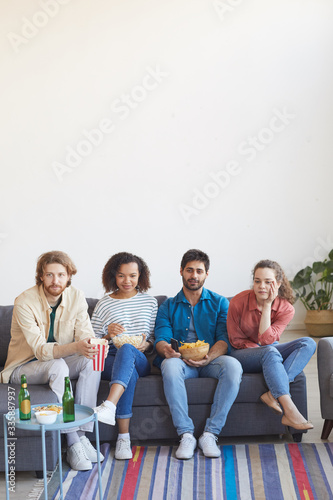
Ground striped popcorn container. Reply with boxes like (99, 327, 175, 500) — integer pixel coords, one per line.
(90, 338, 108, 371)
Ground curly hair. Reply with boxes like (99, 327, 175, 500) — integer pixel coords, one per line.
(180, 249, 210, 272)
(35, 251, 77, 287)
(102, 252, 151, 293)
(252, 259, 294, 305)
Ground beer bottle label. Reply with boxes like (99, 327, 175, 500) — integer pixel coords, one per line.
(21, 399, 31, 414)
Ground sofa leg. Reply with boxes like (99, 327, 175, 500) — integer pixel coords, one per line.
(292, 433, 302, 443)
(35, 470, 43, 479)
(321, 419, 333, 440)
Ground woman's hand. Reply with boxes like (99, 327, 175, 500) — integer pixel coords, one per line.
(137, 334, 149, 352)
(107, 323, 125, 340)
(265, 281, 279, 305)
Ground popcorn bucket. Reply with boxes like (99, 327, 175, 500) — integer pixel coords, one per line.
(90, 338, 108, 371)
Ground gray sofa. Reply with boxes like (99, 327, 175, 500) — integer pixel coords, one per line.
(0, 296, 309, 472)
(317, 337, 333, 439)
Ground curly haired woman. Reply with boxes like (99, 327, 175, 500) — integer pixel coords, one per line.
(91, 252, 158, 459)
(227, 259, 316, 431)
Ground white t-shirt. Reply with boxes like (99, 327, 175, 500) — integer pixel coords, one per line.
(91, 292, 158, 344)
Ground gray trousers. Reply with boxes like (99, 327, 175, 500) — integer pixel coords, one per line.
(11, 354, 101, 432)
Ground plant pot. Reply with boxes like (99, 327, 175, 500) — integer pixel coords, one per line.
(304, 310, 333, 337)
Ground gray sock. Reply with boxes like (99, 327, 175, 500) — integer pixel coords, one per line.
(66, 431, 80, 447)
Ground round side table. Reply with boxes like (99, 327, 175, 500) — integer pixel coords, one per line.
(3, 404, 103, 500)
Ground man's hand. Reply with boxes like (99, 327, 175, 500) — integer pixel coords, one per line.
(76, 339, 97, 359)
(183, 354, 210, 367)
(156, 340, 181, 359)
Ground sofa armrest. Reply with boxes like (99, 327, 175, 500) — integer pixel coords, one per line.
(317, 337, 333, 419)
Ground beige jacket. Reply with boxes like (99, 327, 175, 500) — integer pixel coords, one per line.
(1, 285, 95, 383)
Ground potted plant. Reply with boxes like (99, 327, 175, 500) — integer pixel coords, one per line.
(290, 249, 333, 336)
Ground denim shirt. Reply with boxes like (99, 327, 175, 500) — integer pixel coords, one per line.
(153, 288, 230, 368)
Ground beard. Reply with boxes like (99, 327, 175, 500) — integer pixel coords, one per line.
(182, 277, 206, 291)
(43, 283, 67, 297)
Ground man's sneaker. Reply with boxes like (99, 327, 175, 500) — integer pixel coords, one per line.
(198, 432, 220, 458)
(93, 402, 116, 425)
(80, 436, 104, 462)
(115, 438, 132, 460)
(175, 433, 197, 460)
(66, 442, 92, 471)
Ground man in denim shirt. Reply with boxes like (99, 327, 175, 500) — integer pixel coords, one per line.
(154, 249, 242, 459)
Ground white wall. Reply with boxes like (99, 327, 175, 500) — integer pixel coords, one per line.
(1, 0, 333, 327)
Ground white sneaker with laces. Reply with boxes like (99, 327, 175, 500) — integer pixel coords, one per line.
(198, 432, 220, 458)
(175, 433, 197, 460)
(66, 442, 92, 470)
(93, 402, 116, 425)
(80, 436, 104, 462)
(115, 438, 132, 460)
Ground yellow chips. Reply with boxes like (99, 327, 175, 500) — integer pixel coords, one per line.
(178, 340, 210, 361)
(179, 339, 208, 349)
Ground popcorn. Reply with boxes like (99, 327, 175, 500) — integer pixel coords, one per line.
(112, 334, 143, 349)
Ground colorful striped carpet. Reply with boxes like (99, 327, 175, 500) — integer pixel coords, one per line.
(39, 442, 333, 500)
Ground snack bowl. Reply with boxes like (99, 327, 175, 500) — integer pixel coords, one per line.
(112, 333, 143, 349)
(179, 343, 209, 361)
(35, 410, 58, 425)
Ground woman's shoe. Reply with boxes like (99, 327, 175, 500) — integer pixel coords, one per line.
(260, 391, 283, 415)
(281, 416, 314, 430)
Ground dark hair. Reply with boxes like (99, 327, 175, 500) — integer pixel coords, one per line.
(180, 249, 210, 272)
(35, 251, 77, 287)
(252, 259, 294, 304)
(102, 252, 151, 293)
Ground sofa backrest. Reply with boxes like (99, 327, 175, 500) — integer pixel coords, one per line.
(0, 296, 169, 369)
(0, 305, 14, 368)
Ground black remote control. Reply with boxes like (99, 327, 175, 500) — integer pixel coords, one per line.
(170, 338, 179, 352)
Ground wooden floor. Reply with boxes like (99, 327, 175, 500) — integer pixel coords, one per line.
(0, 330, 331, 499)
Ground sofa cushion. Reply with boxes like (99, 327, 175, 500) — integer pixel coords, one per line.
(0, 305, 13, 368)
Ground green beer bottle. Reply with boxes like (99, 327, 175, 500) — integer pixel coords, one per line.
(62, 376, 75, 423)
(19, 374, 31, 420)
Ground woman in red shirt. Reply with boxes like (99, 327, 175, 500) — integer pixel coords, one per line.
(227, 259, 316, 430)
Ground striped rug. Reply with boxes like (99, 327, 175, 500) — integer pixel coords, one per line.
(42, 442, 333, 500)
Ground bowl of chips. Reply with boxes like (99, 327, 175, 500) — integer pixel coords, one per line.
(35, 410, 58, 424)
(178, 340, 209, 361)
(112, 333, 143, 349)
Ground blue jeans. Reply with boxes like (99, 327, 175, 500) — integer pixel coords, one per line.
(230, 338, 316, 399)
(161, 356, 242, 436)
(102, 344, 150, 419)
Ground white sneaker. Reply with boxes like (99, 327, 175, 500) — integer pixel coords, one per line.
(80, 436, 104, 462)
(93, 402, 116, 425)
(198, 432, 220, 458)
(175, 433, 197, 460)
(66, 442, 92, 471)
(115, 438, 132, 460)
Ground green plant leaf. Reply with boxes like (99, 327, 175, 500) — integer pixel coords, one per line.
(329, 249, 333, 260)
(292, 267, 312, 287)
(326, 260, 333, 271)
(313, 261, 326, 274)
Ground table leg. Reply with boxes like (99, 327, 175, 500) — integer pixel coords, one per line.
(58, 430, 63, 500)
(41, 425, 48, 500)
(3, 415, 10, 500)
(94, 413, 103, 500)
